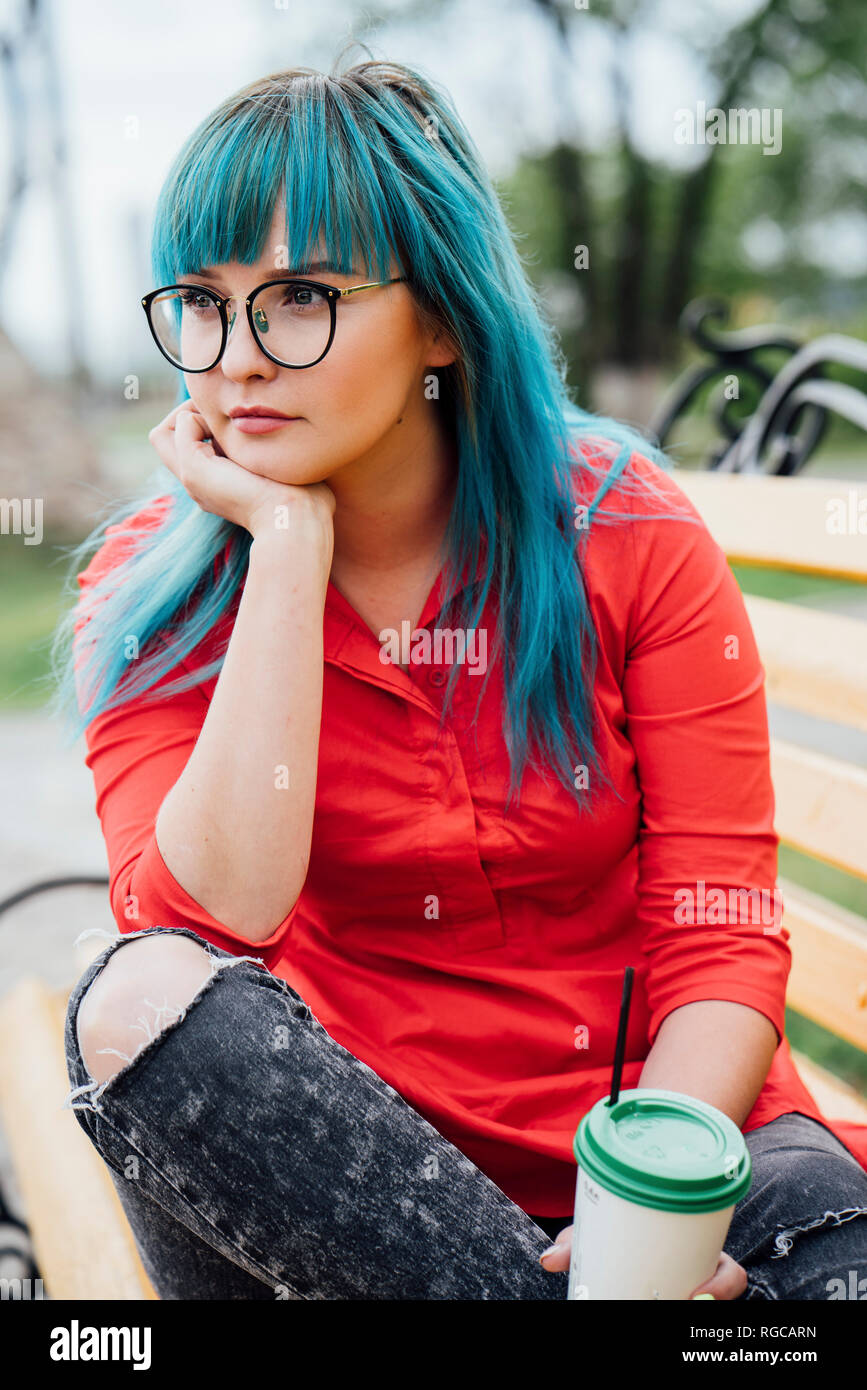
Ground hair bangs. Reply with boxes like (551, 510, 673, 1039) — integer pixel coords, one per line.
(152, 77, 403, 293)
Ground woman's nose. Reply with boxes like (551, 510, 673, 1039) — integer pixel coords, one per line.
(221, 299, 275, 375)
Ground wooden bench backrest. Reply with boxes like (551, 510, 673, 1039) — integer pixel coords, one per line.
(675, 473, 867, 1053)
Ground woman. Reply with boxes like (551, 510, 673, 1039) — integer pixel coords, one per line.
(53, 56, 867, 1300)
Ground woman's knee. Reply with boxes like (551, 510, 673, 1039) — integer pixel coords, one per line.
(729, 1122, 867, 1277)
(75, 933, 215, 1085)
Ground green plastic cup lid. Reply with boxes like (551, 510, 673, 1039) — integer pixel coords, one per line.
(573, 1088, 752, 1214)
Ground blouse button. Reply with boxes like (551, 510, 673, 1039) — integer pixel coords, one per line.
(429, 668, 446, 687)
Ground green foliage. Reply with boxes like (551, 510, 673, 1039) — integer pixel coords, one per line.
(499, 0, 867, 399)
(0, 537, 71, 709)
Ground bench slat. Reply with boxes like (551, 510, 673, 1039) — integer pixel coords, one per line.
(744, 596, 867, 730)
(781, 880, 867, 1050)
(791, 1049, 867, 1125)
(771, 739, 867, 881)
(676, 472, 867, 579)
(0, 977, 157, 1300)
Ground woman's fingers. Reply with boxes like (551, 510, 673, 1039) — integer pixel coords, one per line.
(146, 399, 292, 532)
(539, 1223, 573, 1272)
(689, 1251, 747, 1301)
(149, 397, 198, 439)
(146, 399, 336, 539)
(174, 405, 216, 462)
(538, 1228, 746, 1301)
(148, 400, 198, 465)
(149, 403, 218, 495)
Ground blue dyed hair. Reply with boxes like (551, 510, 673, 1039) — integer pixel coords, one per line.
(50, 55, 695, 810)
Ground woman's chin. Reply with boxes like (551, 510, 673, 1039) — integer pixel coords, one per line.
(233, 450, 328, 489)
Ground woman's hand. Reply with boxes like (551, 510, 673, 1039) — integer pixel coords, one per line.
(148, 399, 336, 545)
(538, 1224, 748, 1299)
(687, 1251, 747, 1300)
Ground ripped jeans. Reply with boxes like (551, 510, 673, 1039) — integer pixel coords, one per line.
(63, 927, 867, 1300)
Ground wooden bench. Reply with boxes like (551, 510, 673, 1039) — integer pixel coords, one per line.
(0, 951, 157, 1299)
(676, 471, 867, 1125)
(0, 470, 865, 1301)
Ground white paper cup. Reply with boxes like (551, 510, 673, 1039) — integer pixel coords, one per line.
(567, 1088, 751, 1300)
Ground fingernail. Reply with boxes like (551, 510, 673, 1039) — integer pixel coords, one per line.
(539, 1245, 562, 1265)
(691, 1293, 715, 1300)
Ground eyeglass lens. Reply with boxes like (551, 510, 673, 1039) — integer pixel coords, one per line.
(149, 282, 333, 369)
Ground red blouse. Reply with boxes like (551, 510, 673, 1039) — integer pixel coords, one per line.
(73, 452, 867, 1214)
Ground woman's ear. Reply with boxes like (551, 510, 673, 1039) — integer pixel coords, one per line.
(412, 294, 459, 369)
(428, 324, 459, 370)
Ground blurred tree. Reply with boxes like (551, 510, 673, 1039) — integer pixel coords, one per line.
(0, 0, 89, 387)
(491, 0, 867, 399)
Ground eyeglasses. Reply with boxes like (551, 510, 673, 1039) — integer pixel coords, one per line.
(141, 275, 407, 372)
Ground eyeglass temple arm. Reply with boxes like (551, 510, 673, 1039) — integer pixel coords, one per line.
(338, 276, 407, 298)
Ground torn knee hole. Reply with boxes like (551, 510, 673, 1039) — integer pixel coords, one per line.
(771, 1207, 867, 1258)
(73, 936, 262, 1089)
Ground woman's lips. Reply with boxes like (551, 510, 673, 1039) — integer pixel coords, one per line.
(231, 415, 301, 434)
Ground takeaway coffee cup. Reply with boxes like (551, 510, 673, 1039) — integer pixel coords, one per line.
(567, 1087, 751, 1300)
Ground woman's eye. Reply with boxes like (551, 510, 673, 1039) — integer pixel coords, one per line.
(284, 284, 324, 309)
(180, 291, 213, 310)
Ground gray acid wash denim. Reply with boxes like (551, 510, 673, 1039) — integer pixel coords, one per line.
(63, 926, 867, 1301)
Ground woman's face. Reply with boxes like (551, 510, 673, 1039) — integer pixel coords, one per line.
(182, 202, 455, 487)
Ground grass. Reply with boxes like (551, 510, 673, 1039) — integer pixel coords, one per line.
(785, 1010, 867, 1096)
(0, 535, 77, 711)
(729, 564, 862, 607)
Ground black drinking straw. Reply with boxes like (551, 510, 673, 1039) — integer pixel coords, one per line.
(607, 965, 635, 1107)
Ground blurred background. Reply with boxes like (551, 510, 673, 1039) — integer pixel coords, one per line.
(2, 0, 866, 684)
(0, 0, 866, 1270)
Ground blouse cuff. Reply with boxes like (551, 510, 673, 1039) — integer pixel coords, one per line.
(647, 982, 786, 1051)
(114, 832, 296, 971)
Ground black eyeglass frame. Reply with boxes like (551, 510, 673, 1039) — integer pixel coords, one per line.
(141, 275, 408, 372)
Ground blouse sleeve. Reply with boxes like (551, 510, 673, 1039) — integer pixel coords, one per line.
(73, 509, 296, 971)
(618, 456, 789, 1046)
